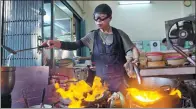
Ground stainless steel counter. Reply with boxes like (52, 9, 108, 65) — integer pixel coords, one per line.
(140, 66, 195, 76)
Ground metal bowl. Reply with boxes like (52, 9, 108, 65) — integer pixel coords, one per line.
(1, 66, 16, 96)
(30, 104, 52, 108)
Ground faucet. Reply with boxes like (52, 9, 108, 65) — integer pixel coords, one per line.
(133, 64, 142, 84)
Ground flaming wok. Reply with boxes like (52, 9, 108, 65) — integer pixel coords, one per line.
(126, 77, 182, 107)
(54, 76, 110, 108)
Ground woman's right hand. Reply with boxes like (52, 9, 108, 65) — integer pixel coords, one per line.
(41, 40, 61, 49)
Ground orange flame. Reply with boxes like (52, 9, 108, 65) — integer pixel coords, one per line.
(55, 76, 108, 108)
(126, 88, 181, 106)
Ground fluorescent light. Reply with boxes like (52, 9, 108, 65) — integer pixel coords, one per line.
(119, 1, 150, 5)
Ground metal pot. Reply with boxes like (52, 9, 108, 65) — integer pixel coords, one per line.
(1, 66, 16, 96)
(30, 104, 52, 108)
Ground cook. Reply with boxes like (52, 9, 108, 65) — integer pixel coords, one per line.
(42, 4, 140, 94)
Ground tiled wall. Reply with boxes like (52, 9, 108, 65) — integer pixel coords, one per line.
(134, 40, 190, 52)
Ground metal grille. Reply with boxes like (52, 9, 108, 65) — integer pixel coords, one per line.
(1, 0, 43, 66)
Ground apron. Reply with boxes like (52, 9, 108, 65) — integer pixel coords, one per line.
(91, 27, 129, 93)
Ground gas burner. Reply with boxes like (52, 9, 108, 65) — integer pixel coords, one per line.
(52, 80, 196, 108)
(181, 96, 195, 108)
(179, 80, 196, 108)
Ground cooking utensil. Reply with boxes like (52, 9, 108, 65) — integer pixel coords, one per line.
(1, 45, 17, 54)
(172, 45, 196, 65)
(1, 44, 52, 54)
(40, 88, 46, 108)
(133, 64, 142, 85)
(1, 67, 16, 96)
(124, 60, 142, 84)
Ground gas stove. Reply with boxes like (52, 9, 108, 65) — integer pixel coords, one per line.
(2, 80, 195, 108)
(53, 80, 196, 108)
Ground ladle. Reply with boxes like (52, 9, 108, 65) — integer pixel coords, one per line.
(1, 44, 52, 54)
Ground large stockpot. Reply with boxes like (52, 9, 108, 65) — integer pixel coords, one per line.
(1, 67, 16, 96)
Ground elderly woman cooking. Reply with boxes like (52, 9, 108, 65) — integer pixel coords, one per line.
(42, 4, 140, 96)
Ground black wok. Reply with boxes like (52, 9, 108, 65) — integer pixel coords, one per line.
(1, 67, 16, 96)
(127, 77, 181, 92)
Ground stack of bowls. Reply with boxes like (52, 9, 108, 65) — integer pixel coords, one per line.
(165, 54, 185, 66)
(146, 52, 165, 68)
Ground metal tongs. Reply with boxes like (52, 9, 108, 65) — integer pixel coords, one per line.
(1, 44, 51, 54)
(172, 45, 196, 66)
(124, 60, 142, 84)
(133, 64, 142, 84)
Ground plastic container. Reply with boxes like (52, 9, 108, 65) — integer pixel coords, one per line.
(146, 52, 163, 61)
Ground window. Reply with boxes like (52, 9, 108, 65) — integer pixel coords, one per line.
(42, 0, 83, 66)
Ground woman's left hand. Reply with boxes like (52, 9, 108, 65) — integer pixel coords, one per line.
(131, 58, 139, 66)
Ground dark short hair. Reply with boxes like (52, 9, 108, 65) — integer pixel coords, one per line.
(162, 38, 167, 43)
(94, 4, 112, 16)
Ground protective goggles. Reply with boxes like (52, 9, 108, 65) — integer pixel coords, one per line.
(93, 15, 111, 22)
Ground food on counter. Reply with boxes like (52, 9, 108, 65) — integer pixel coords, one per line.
(146, 52, 163, 61)
(139, 51, 194, 68)
(147, 61, 166, 68)
(165, 54, 186, 66)
(166, 58, 185, 66)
